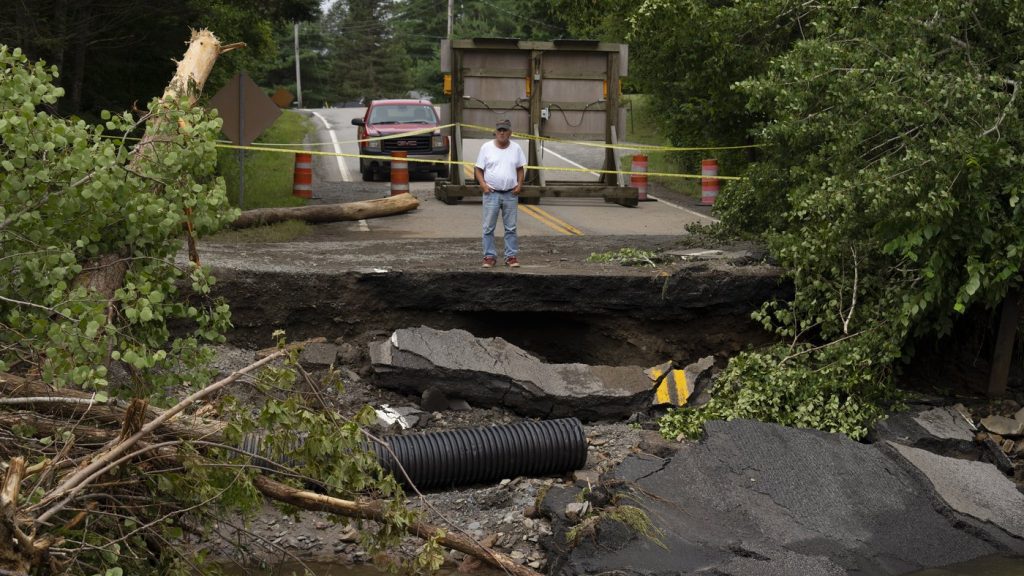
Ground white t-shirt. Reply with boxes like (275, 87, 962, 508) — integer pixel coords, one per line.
(475, 140, 527, 191)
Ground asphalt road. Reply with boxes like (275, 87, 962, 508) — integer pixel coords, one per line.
(304, 107, 716, 240)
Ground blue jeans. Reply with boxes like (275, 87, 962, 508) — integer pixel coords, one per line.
(482, 190, 518, 259)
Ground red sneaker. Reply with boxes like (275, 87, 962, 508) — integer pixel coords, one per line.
(482, 256, 497, 268)
(505, 256, 520, 268)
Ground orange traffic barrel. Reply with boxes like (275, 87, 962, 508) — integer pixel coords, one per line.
(630, 155, 649, 201)
(292, 152, 312, 198)
(390, 151, 409, 197)
(701, 159, 719, 205)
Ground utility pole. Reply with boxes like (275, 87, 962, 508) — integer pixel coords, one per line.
(294, 22, 303, 108)
(447, 0, 454, 39)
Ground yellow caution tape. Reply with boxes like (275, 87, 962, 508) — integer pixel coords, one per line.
(101, 122, 746, 179)
(212, 142, 744, 180)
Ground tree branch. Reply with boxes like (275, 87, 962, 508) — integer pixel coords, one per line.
(981, 79, 1018, 139)
(252, 476, 542, 576)
(30, 346, 290, 521)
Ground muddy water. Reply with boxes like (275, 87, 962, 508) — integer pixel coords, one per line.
(223, 561, 503, 575)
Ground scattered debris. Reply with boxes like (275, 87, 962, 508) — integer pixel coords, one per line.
(374, 404, 424, 430)
(981, 415, 1024, 437)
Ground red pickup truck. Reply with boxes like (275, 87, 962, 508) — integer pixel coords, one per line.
(351, 99, 450, 181)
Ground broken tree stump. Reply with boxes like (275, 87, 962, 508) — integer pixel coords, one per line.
(230, 193, 419, 229)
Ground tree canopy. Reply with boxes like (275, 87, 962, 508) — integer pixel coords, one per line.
(0, 0, 318, 116)
(660, 0, 1024, 437)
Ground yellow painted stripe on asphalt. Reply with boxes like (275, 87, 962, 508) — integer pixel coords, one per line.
(527, 205, 584, 235)
(654, 370, 690, 406)
(521, 204, 582, 236)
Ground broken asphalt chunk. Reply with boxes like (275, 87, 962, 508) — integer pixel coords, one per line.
(645, 355, 715, 407)
(370, 327, 653, 420)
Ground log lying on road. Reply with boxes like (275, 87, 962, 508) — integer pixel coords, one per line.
(231, 193, 419, 229)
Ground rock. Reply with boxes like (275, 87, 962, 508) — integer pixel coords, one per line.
(336, 341, 363, 365)
(523, 505, 539, 518)
(572, 469, 600, 487)
(477, 490, 511, 510)
(564, 501, 590, 523)
(337, 365, 361, 384)
(981, 415, 1024, 437)
(371, 327, 656, 420)
(510, 550, 526, 560)
(448, 398, 472, 411)
(1015, 406, 1024, 422)
(298, 342, 340, 367)
(374, 404, 423, 430)
(457, 556, 483, 573)
(420, 386, 450, 412)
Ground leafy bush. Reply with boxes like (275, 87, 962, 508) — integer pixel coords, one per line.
(0, 45, 237, 395)
(659, 0, 1024, 439)
(659, 342, 903, 441)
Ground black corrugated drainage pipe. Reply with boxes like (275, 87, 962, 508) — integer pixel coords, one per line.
(370, 417, 588, 489)
(242, 417, 588, 490)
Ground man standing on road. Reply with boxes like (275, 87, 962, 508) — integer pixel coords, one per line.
(475, 118, 527, 268)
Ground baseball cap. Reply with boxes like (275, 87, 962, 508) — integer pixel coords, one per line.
(495, 119, 512, 131)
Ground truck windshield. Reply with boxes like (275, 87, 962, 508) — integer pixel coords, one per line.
(369, 105, 436, 125)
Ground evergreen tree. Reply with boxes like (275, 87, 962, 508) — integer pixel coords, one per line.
(326, 0, 412, 103)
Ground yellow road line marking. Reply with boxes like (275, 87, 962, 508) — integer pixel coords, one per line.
(654, 370, 690, 406)
(461, 164, 585, 235)
(527, 205, 584, 235)
(520, 204, 574, 235)
(521, 204, 583, 236)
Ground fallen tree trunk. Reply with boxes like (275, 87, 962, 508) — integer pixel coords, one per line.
(253, 476, 543, 576)
(230, 193, 419, 229)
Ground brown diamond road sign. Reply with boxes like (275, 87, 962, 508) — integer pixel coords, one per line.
(271, 88, 294, 108)
(208, 73, 281, 146)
